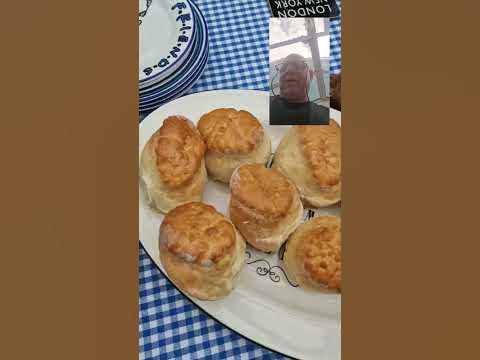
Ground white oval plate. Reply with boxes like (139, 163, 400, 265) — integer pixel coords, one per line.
(139, 90, 341, 360)
(139, 0, 195, 84)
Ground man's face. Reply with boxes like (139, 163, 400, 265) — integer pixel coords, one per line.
(279, 58, 309, 102)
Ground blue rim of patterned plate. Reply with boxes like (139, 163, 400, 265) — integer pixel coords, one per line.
(138, 42, 208, 112)
(139, 1, 208, 100)
(140, 46, 208, 112)
(139, 23, 196, 89)
(139, 3, 208, 106)
(139, 0, 196, 84)
(139, 3, 205, 98)
(139, 27, 206, 110)
(139, 32, 203, 102)
(139, 39, 208, 111)
(139, 17, 200, 94)
(139, 18, 196, 89)
(139, 44, 207, 111)
(139, 44, 208, 109)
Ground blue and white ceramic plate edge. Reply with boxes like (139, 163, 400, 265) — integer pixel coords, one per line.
(140, 37, 207, 106)
(139, 46, 209, 112)
(139, 0, 195, 84)
(139, 0, 209, 111)
(139, 45, 209, 111)
(139, 0, 207, 99)
(139, 5, 206, 99)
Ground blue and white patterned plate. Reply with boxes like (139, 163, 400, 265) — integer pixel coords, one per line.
(139, 24, 205, 100)
(140, 0, 207, 98)
(139, 46, 209, 112)
(139, 0, 209, 112)
(139, 18, 200, 98)
(139, 0, 195, 85)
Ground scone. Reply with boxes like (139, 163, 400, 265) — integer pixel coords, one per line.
(273, 120, 341, 207)
(140, 116, 207, 213)
(159, 202, 246, 300)
(197, 108, 271, 183)
(229, 164, 303, 253)
(284, 216, 341, 291)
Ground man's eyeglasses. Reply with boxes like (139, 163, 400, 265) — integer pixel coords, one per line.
(275, 61, 309, 74)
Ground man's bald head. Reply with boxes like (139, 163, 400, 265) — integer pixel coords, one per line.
(279, 53, 312, 103)
(284, 53, 306, 63)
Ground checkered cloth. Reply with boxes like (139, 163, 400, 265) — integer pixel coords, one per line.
(139, 1, 341, 359)
(330, 1, 341, 74)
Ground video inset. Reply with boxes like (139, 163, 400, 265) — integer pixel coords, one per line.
(269, 17, 330, 125)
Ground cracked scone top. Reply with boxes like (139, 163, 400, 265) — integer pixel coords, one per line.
(140, 116, 207, 213)
(197, 108, 264, 154)
(160, 202, 235, 266)
(301, 219, 341, 289)
(229, 164, 303, 253)
(196, 108, 272, 183)
(284, 216, 341, 291)
(297, 122, 341, 188)
(230, 164, 294, 220)
(159, 202, 246, 300)
(272, 120, 341, 207)
(154, 116, 206, 188)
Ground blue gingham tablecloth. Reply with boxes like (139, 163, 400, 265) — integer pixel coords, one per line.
(139, 1, 341, 359)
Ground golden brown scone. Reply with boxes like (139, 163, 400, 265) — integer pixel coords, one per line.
(273, 120, 341, 207)
(159, 202, 246, 300)
(229, 164, 303, 253)
(140, 116, 207, 213)
(197, 108, 271, 183)
(284, 216, 341, 291)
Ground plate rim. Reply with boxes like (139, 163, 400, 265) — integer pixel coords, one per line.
(139, 0, 196, 83)
(139, 1, 209, 112)
(139, 25, 196, 87)
(139, 47, 209, 111)
(139, 0, 209, 102)
(139, 40, 209, 108)
(139, 0, 208, 97)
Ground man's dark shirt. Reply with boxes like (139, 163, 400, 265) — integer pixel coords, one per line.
(270, 96, 329, 125)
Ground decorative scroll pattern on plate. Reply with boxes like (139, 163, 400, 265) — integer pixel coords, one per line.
(245, 250, 298, 287)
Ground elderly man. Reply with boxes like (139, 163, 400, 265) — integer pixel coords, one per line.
(270, 53, 329, 125)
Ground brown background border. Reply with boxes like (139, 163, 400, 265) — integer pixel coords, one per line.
(1, 0, 479, 359)
(342, 1, 480, 359)
(1, 1, 139, 359)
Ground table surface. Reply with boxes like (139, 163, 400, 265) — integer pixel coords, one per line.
(139, 1, 341, 359)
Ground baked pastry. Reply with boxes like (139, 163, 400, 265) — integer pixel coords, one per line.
(229, 164, 303, 253)
(159, 202, 246, 300)
(273, 120, 341, 207)
(197, 108, 271, 183)
(284, 216, 341, 291)
(140, 116, 207, 213)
